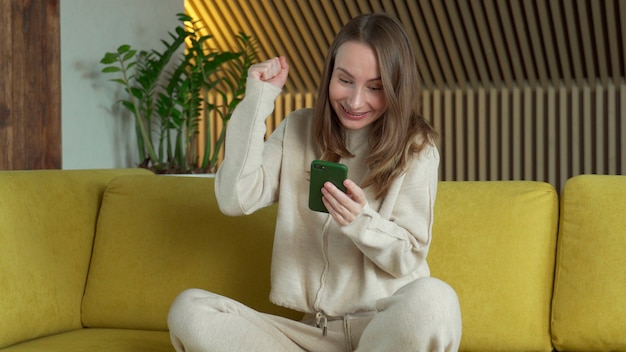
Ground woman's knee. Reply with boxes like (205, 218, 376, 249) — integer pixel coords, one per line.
(170, 288, 210, 311)
(396, 277, 459, 307)
(379, 277, 462, 332)
(168, 289, 221, 329)
(359, 278, 462, 351)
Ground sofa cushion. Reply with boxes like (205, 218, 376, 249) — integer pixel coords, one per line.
(551, 175, 626, 351)
(428, 181, 558, 352)
(81, 175, 301, 331)
(0, 169, 152, 349)
(0, 329, 171, 352)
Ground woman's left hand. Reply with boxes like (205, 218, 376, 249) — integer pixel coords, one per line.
(322, 179, 367, 226)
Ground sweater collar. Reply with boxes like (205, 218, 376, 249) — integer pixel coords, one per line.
(344, 124, 373, 153)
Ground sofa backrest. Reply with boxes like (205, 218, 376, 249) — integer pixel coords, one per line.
(82, 174, 561, 350)
(81, 175, 301, 331)
(0, 169, 152, 349)
(428, 181, 558, 352)
(551, 175, 626, 350)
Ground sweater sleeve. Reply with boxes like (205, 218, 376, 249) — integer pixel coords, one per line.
(214, 78, 284, 216)
(341, 145, 440, 278)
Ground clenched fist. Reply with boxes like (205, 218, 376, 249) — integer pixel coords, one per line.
(248, 56, 289, 89)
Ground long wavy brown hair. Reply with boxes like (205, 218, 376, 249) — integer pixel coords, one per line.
(313, 13, 438, 199)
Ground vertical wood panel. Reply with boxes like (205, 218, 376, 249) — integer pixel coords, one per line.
(570, 85, 581, 176)
(0, 0, 61, 170)
(606, 82, 617, 174)
(522, 87, 534, 180)
(591, 0, 608, 86)
(511, 88, 522, 180)
(621, 84, 626, 172)
(0, 1, 14, 168)
(537, 1, 559, 87)
(577, 0, 596, 87)
(443, 89, 454, 180)
(397, 1, 434, 89)
(582, 86, 593, 173)
(500, 88, 510, 180)
(454, 89, 465, 180)
(411, 0, 446, 89)
(533, 89, 541, 181)
(497, 1, 523, 87)
(594, 84, 605, 172)
(550, 0, 572, 87)
(477, 89, 488, 181)
(488, 87, 499, 179)
(512, 2, 538, 89)
(459, 0, 490, 86)
(554, 86, 564, 188)
(524, 1, 549, 88)
(563, 1, 585, 88)
(485, 0, 512, 89)
(421, 0, 455, 89)
(465, 89, 477, 180)
(432, 1, 466, 89)
(445, 0, 478, 88)
(605, 0, 620, 86)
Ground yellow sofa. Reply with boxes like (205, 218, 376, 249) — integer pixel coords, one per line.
(0, 169, 625, 351)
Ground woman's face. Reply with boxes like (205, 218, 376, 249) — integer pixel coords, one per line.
(329, 41, 387, 130)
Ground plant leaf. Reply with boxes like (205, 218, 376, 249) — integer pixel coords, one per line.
(177, 13, 192, 22)
(130, 87, 143, 100)
(122, 50, 137, 61)
(102, 66, 121, 73)
(100, 52, 119, 64)
(117, 44, 131, 53)
(121, 101, 136, 114)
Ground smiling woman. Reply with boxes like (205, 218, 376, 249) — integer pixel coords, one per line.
(168, 12, 461, 352)
(329, 41, 386, 131)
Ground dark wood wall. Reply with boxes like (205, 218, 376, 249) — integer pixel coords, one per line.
(0, 0, 61, 170)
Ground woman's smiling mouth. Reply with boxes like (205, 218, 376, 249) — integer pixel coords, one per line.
(341, 105, 368, 119)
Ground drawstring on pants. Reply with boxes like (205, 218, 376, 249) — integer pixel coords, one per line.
(315, 311, 328, 336)
(311, 311, 376, 350)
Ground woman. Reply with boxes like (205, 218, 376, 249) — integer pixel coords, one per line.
(168, 13, 462, 351)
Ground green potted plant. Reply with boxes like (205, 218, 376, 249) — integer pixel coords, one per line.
(100, 13, 257, 174)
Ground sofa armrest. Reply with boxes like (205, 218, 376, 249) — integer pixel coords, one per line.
(551, 175, 626, 351)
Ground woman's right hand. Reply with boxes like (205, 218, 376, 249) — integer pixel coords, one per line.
(248, 56, 289, 89)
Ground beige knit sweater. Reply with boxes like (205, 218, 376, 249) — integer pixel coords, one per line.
(215, 78, 440, 317)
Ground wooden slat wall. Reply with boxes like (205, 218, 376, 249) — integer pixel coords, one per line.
(187, 0, 625, 190)
(187, 0, 625, 91)
(424, 82, 626, 191)
(0, 0, 61, 170)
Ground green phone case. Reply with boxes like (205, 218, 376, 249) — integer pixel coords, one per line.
(308, 160, 348, 213)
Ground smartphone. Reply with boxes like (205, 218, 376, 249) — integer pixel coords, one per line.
(308, 160, 348, 213)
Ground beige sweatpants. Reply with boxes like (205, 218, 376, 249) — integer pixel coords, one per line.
(167, 277, 462, 352)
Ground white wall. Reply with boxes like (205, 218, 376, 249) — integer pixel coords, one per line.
(60, 0, 183, 169)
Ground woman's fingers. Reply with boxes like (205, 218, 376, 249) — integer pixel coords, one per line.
(322, 180, 366, 226)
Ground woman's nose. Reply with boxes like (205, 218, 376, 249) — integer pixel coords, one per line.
(347, 88, 364, 110)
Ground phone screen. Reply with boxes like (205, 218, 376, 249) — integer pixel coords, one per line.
(308, 160, 348, 213)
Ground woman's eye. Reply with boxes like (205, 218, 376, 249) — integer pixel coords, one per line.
(369, 86, 383, 91)
(339, 77, 351, 84)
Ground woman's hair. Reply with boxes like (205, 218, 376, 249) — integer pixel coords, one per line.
(313, 12, 437, 199)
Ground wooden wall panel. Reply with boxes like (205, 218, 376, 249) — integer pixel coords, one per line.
(0, 0, 61, 170)
(189, 0, 625, 190)
(187, 0, 626, 92)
